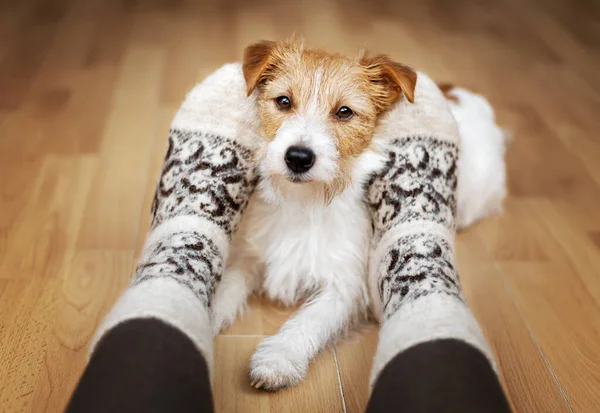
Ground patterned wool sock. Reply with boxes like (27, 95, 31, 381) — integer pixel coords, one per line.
(65, 63, 259, 413)
(364, 72, 512, 413)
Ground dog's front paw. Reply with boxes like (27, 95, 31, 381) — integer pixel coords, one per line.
(249, 337, 308, 391)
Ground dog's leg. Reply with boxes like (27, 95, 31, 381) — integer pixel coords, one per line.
(211, 258, 260, 335)
(249, 285, 365, 390)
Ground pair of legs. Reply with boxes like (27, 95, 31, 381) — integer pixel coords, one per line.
(211, 257, 365, 391)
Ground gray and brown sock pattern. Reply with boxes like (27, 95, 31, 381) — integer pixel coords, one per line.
(150, 129, 258, 235)
(366, 136, 463, 319)
(135, 128, 258, 309)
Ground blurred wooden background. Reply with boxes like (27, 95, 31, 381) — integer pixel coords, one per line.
(1, 0, 600, 411)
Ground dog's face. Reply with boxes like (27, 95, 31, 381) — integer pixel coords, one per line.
(243, 38, 416, 203)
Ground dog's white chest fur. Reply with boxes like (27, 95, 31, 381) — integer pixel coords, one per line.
(213, 173, 376, 390)
(235, 181, 372, 306)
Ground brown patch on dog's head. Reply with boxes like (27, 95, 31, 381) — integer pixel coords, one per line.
(242, 38, 417, 202)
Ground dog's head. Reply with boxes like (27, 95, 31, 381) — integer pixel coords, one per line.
(243, 38, 417, 203)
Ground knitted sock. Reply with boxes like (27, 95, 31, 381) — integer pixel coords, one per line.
(364, 72, 512, 413)
(65, 63, 259, 413)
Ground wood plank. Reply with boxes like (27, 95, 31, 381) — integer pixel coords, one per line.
(475, 199, 549, 262)
(131, 106, 177, 265)
(481, 199, 600, 411)
(532, 199, 600, 304)
(0, 156, 98, 280)
(213, 336, 345, 413)
(334, 327, 379, 413)
(29, 251, 132, 413)
(75, 45, 165, 250)
(499, 260, 600, 412)
(0, 279, 58, 412)
(458, 229, 571, 413)
(220, 296, 296, 337)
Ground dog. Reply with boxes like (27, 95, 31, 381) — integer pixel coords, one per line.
(211, 38, 508, 391)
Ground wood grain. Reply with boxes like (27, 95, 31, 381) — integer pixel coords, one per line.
(334, 327, 379, 413)
(1, 0, 600, 411)
(213, 336, 344, 413)
(457, 229, 571, 413)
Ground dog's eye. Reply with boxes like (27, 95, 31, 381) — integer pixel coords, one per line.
(275, 96, 292, 111)
(335, 106, 354, 120)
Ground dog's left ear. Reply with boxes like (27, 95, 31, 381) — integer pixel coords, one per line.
(359, 54, 417, 111)
(243, 40, 277, 96)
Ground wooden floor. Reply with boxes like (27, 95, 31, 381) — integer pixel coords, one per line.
(1, 0, 600, 411)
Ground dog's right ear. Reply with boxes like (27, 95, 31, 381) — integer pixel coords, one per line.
(359, 53, 417, 111)
(243, 40, 277, 96)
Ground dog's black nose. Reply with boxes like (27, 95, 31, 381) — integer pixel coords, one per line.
(284, 146, 315, 174)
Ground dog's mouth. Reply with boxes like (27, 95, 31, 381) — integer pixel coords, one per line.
(286, 174, 312, 184)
